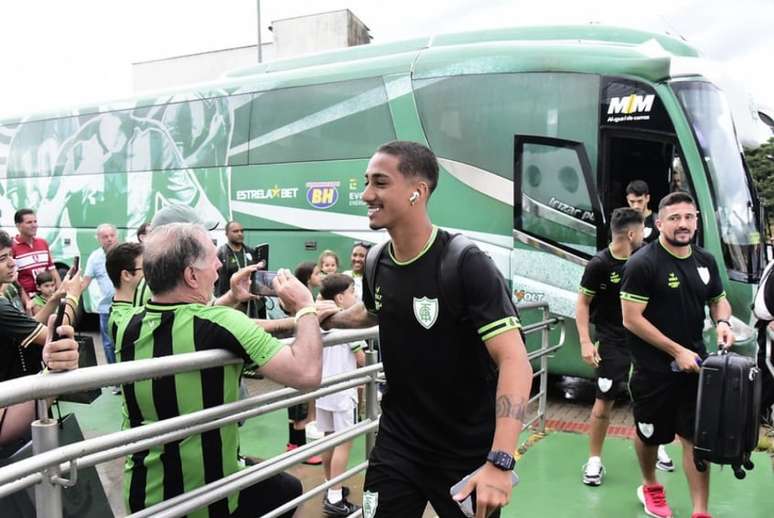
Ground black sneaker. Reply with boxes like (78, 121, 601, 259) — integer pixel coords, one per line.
(323, 496, 360, 517)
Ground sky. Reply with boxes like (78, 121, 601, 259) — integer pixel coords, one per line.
(0, 0, 772, 126)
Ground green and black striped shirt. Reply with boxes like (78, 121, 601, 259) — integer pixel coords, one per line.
(115, 301, 283, 517)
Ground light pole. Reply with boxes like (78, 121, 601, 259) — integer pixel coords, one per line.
(256, 0, 262, 63)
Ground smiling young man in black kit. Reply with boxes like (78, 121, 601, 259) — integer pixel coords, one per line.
(620, 192, 734, 518)
(319, 141, 532, 518)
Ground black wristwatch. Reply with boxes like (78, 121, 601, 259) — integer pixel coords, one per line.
(486, 450, 516, 471)
(716, 319, 731, 328)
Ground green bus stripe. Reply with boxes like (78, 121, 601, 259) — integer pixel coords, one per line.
(620, 292, 648, 304)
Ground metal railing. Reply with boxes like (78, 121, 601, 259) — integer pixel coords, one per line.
(0, 304, 564, 518)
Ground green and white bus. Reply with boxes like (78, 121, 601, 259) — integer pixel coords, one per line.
(0, 24, 763, 377)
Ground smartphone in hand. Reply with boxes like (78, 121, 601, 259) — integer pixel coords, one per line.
(66, 256, 80, 279)
(450, 466, 519, 518)
(251, 270, 278, 297)
(52, 299, 68, 341)
(254, 243, 269, 271)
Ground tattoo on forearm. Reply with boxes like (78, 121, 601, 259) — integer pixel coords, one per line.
(495, 395, 526, 421)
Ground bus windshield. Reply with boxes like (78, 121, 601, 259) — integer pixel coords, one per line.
(672, 80, 764, 281)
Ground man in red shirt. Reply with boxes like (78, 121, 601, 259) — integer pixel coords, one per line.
(12, 209, 61, 298)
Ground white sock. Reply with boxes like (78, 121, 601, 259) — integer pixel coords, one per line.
(588, 456, 602, 465)
(327, 488, 343, 504)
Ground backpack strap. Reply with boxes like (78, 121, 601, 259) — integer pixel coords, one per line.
(364, 240, 390, 307)
(439, 233, 477, 321)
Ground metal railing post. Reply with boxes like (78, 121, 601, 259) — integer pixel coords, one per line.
(31, 400, 62, 518)
(364, 349, 379, 457)
(538, 305, 550, 433)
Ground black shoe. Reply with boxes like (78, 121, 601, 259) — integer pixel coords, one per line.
(323, 497, 360, 517)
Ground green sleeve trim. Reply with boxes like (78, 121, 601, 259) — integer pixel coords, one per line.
(579, 287, 596, 297)
(620, 292, 649, 304)
(709, 291, 727, 304)
(20, 323, 46, 348)
(479, 316, 522, 342)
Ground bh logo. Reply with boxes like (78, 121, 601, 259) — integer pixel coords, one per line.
(306, 181, 340, 209)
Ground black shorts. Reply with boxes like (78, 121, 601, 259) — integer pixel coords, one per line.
(230, 471, 302, 518)
(629, 369, 699, 445)
(594, 340, 632, 401)
(363, 444, 501, 518)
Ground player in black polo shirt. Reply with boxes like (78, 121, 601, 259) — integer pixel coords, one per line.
(320, 141, 532, 518)
(577, 207, 645, 486)
(626, 180, 659, 243)
(620, 192, 733, 518)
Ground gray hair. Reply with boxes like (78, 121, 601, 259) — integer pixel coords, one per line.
(143, 223, 209, 295)
(96, 223, 117, 237)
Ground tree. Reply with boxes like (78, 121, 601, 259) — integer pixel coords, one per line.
(746, 137, 774, 218)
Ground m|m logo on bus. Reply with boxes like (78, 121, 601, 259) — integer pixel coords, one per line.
(607, 94, 655, 115)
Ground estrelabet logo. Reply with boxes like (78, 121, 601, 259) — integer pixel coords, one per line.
(374, 286, 382, 311)
(413, 296, 439, 330)
(667, 272, 680, 289)
(609, 272, 621, 284)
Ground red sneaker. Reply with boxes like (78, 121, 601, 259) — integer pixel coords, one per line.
(285, 443, 323, 465)
(637, 484, 673, 518)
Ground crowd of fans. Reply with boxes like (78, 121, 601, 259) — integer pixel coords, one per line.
(0, 204, 372, 517)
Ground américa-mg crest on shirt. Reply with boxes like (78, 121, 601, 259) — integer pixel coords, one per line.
(413, 296, 439, 329)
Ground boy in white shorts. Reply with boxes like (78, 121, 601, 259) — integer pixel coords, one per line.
(318, 274, 366, 517)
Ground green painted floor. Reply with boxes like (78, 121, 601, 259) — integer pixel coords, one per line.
(508, 433, 773, 518)
(62, 393, 774, 518)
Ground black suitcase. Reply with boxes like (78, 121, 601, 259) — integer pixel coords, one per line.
(693, 350, 761, 479)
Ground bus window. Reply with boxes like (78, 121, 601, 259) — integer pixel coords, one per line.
(514, 136, 602, 257)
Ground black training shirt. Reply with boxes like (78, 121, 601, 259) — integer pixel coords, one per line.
(620, 240, 725, 373)
(579, 247, 627, 344)
(0, 298, 45, 381)
(363, 227, 521, 469)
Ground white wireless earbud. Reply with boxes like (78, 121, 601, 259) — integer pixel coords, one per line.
(409, 192, 420, 204)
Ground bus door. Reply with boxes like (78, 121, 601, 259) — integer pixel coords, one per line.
(511, 135, 604, 316)
(598, 77, 698, 243)
(598, 132, 696, 240)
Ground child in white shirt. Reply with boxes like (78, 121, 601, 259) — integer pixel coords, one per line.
(317, 274, 366, 516)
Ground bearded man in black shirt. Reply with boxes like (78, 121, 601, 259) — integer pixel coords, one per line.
(321, 141, 532, 518)
(621, 192, 734, 518)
